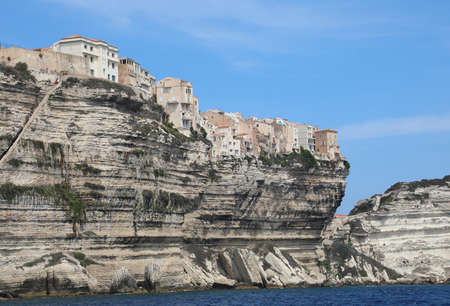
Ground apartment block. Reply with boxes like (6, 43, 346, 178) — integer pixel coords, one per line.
(157, 77, 201, 136)
(119, 57, 155, 94)
(314, 129, 341, 159)
(52, 35, 119, 82)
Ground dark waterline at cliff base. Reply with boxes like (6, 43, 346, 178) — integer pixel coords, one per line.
(3, 285, 450, 306)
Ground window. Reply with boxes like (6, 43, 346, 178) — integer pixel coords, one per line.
(84, 45, 87, 49)
(90, 56, 93, 63)
(112, 75, 116, 82)
(163, 87, 172, 94)
(90, 46, 93, 51)
(112, 63, 115, 69)
(90, 69, 94, 76)
(108, 74, 110, 80)
(182, 120, 191, 128)
(186, 88, 192, 94)
(111, 53, 115, 58)
(181, 104, 190, 111)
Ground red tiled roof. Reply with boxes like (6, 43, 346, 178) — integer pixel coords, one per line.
(334, 214, 347, 217)
(237, 133, 248, 136)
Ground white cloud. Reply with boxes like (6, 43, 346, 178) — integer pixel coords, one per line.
(42, 0, 408, 52)
(339, 113, 450, 140)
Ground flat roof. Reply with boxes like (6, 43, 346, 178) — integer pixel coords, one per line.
(58, 34, 118, 49)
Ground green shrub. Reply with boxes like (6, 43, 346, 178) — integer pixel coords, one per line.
(84, 182, 105, 190)
(258, 147, 318, 169)
(208, 169, 221, 182)
(162, 120, 188, 142)
(76, 163, 101, 175)
(72, 251, 97, 267)
(181, 176, 191, 184)
(0, 62, 36, 82)
(200, 127, 207, 138)
(153, 168, 166, 178)
(142, 190, 154, 209)
(343, 160, 350, 170)
(7, 158, 22, 168)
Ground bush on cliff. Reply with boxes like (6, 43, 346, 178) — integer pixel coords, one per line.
(258, 147, 318, 170)
(0, 62, 36, 82)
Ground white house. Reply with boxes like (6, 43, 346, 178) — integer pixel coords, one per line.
(52, 35, 119, 81)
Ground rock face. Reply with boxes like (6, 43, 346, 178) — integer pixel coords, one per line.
(324, 176, 450, 284)
(0, 72, 349, 297)
(1, 69, 447, 298)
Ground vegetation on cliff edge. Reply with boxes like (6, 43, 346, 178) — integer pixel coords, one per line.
(259, 147, 318, 169)
(0, 62, 36, 82)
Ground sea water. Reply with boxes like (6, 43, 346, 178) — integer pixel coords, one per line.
(2, 285, 450, 306)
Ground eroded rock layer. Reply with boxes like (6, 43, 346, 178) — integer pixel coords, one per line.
(0, 73, 349, 297)
(324, 176, 450, 284)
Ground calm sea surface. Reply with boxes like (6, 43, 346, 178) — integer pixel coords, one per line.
(2, 285, 449, 306)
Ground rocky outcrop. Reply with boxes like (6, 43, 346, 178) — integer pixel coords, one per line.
(0, 71, 349, 297)
(323, 176, 450, 284)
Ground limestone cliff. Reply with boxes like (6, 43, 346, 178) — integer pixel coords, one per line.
(323, 176, 450, 285)
(0, 70, 349, 297)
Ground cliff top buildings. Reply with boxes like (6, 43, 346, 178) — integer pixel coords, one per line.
(52, 35, 119, 82)
(119, 57, 155, 94)
(0, 35, 343, 160)
(157, 77, 201, 136)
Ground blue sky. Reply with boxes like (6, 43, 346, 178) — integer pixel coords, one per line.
(1, 0, 449, 213)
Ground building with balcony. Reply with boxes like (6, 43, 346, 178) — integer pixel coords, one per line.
(156, 77, 200, 136)
(293, 124, 318, 152)
(52, 35, 119, 82)
(119, 57, 155, 94)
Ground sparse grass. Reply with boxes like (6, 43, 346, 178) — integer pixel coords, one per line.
(0, 183, 85, 225)
(72, 251, 97, 267)
(162, 121, 188, 143)
(141, 189, 202, 213)
(63, 77, 135, 96)
(386, 176, 450, 193)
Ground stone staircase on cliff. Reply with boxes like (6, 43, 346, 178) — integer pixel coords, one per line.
(0, 81, 61, 167)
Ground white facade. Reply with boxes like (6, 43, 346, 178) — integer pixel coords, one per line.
(293, 124, 317, 152)
(53, 35, 119, 81)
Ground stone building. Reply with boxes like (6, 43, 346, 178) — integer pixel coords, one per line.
(314, 129, 341, 159)
(157, 77, 201, 136)
(52, 35, 119, 82)
(119, 57, 155, 94)
(293, 124, 318, 152)
(0, 46, 90, 82)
